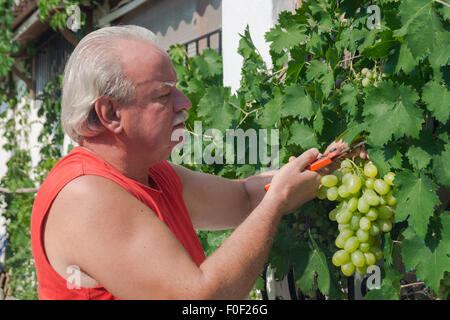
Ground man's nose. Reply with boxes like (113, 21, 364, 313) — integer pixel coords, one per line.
(173, 89, 192, 111)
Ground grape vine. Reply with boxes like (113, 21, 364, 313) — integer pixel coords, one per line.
(170, 0, 450, 299)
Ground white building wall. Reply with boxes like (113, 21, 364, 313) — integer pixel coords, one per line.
(222, 0, 298, 92)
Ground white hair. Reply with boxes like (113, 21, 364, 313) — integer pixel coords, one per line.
(61, 25, 159, 143)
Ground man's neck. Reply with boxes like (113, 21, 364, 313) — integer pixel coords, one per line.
(79, 140, 158, 188)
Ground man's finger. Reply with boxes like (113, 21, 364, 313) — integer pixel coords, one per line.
(292, 148, 320, 171)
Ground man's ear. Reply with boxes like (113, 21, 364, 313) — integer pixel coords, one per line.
(94, 96, 123, 134)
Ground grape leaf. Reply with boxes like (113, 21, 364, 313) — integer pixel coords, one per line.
(422, 80, 450, 123)
(192, 49, 222, 78)
(288, 122, 319, 149)
(406, 130, 444, 170)
(432, 141, 450, 187)
(265, 12, 307, 54)
(363, 81, 423, 146)
(306, 60, 328, 81)
(367, 143, 403, 176)
(394, 0, 450, 68)
(295, 246, 331, 295)
(401, 214, 450, 294)
(280, 84, 317, 119)
(197, 87, 238, 131)
(340, 83, 359, 116)
(393, 170, 441, 239)
(256, 87, 283, 128)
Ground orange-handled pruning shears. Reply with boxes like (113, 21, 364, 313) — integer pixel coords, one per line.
(264, 141, 366, 191)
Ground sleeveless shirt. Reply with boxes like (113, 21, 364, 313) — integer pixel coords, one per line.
(31, 147, 206, 299)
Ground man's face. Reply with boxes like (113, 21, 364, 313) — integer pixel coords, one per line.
(115, 39, 191, 161)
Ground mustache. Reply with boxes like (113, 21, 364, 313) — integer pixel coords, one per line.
(172, 111, 189, 127)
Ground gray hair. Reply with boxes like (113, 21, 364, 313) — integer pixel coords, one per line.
(61, 25, 158, 143)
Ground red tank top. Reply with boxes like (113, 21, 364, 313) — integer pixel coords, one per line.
(31, 146, 206, 300)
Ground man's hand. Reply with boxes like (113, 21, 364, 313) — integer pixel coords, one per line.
(315, 139, 369, 175)
(264, 148, 322, 215)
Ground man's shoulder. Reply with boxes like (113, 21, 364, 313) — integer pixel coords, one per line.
(57, 174, 134, 205)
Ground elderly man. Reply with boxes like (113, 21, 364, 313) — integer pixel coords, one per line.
(31, 25, 353, 300)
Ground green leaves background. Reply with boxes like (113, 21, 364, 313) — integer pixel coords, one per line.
(170, 0, 450, 299)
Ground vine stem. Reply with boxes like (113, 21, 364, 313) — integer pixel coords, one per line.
(434, 0, 450, 8)
(0, 187, 39, 194)
(339, 55, 362, 64)
(401, 281, 425, 289)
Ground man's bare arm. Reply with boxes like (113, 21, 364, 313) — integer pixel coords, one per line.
(45, 174, 284, 299)
(170, 163, 253, 230)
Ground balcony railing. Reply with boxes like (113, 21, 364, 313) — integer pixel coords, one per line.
(183, 28, 222, 57)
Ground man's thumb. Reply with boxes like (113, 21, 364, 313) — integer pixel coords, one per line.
(293, 148, 320, 171)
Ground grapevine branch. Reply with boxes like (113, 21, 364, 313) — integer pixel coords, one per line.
(0, 187, 39, 194)
(434, 0, 450, 8)
(401, 282, 425, 289)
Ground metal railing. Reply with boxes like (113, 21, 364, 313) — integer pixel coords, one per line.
(183, 28, 222, 57)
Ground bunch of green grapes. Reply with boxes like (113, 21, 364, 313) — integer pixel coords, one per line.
(360, 67, 385, 88)
(317, 159, 397, 277)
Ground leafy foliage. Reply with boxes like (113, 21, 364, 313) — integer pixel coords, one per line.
(169, 0, 450, 299)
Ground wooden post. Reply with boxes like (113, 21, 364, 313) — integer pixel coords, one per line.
(59, 28, 79, 47)
(10, 65, 35, 99)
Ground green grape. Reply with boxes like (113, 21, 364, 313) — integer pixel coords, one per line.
(351, 250, 365, 267)
(346, 197, 358, 212)
(356, 265, 368, 275)
(337, 209, 353, 224)
(374, 179, 390, 195)
(321, 174, 338, 187)
(385, 191, 397, 206)
(359, 217, 371, 231)
(357, 197, 370, 213)
(364, 162, 378, 178)
(365, 178, 375, 189)
(366, 71, 373, 79)
(370, 246, 383, 260)
(342, 172, 353, 185)
(340, 159, 352, 169)
(338, 223, 350, 232)
(369, 221, 381, 236)
(364, 252, 376, 266)
(317, 185, 328, 199)
(359, 242, 371, 253)
(356, 229, 369, 242)
(363, 189, 380, 206)
(327, 187, 339, 201)
(379, 219, 392, 232)
(384, 172, 395, 186)
(344, 236, 359, 253)
(349, 214, 361, 231)
(347, 175, 362, 194)
(335, 234, 346, 248)
(338, 185, 350, 198)
(366, 208, 378, 221)
(379, 195, 387, 206)
(332, 249, 350, 266)
(334, 170, 343, 182)
(361, 68, 369, 75)
(378, 205, 394, 220)
(339, 228, 354, 240)
(362, 77, 370, 87)
(341, 262, 355, 277)
(328, 208, 338, 221)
